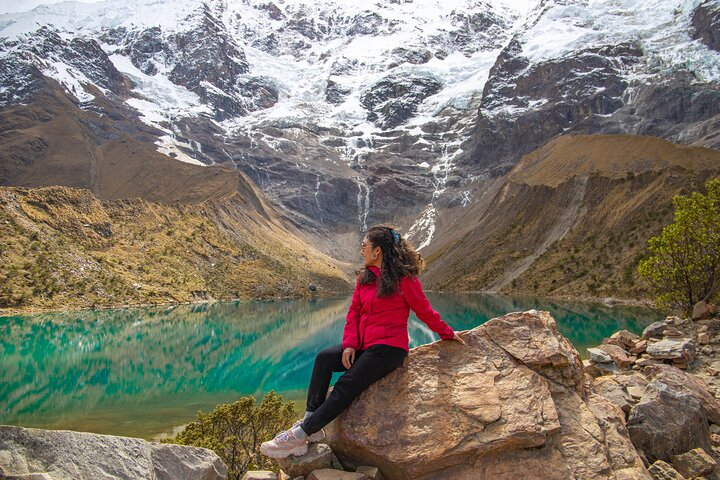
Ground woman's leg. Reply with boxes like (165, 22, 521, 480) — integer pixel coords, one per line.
(306, 343, 347, 413)
(301, 344, 407, 436)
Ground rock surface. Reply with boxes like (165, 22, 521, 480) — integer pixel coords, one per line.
(0, 425, 227, 480)
(278, 443, 342, 478)
(647, 460, 685, 480)
(670, 447, 717, 478)
(627, 381, 711, 463)
(322, 310, 650, 480)
(646, 338, 696, 363)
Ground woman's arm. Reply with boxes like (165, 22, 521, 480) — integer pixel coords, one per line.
(401, 276, 455, 340)
(342, 281, 362, 350)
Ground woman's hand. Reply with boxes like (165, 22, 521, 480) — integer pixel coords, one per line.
(342, 347, 356, 369)
(448, 332, 466, 345)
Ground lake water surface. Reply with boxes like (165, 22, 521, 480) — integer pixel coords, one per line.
(0, 293, 661, 440)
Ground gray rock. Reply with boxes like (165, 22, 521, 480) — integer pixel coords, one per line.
(360, 74, 443, 129)
(693, 1, 720, 52)
(642, 321, 668, 340)
(0, 425, 227, 480)
(627, 382, 711, 463)
(587, 347, 612, 364)
(643, 364, 720, 425)
(646, 338, 695, 362)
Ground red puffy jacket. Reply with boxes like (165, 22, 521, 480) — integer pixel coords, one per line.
(341, 265, 455, 352)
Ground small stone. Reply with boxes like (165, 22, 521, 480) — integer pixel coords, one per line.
(699, 333, 711, 345)
(605, 330, 640, 349)
(278, 444, 338, 478)
(307, 470, 369, 480)
(663, 327, 684, 338)
(699, 325, 710, 333)
(355, 466, 384, 480)
(693, 301, 715, 321)
(670, 447, 717, 478)
(643, 321, 667, 340)
(627, 386, 645, 400)
(583, 359, 601, 377)
(241, 472, 277, 480)
(712, 433, 720, 446)
(665, 316, 683, 325)
(636, 357, 662, 367)
(588, 347, 612, 364)
(595, 362, 621, 375)
(279, 470, 292, 480)
(648, 460, 685, 480)
(631, 340, 648, 354)
(702, 346, 714, 356)
(598, 344, 633, 368)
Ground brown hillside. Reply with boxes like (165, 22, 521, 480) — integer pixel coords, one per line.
(509, 134, 720, 187)
(0, 186, 351, 312)
(0, 81, 354, 312)
(422, 134, 720, 302)
(0, 80, 239, 204)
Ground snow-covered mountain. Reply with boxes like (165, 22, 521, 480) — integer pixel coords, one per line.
(1, 0, 719, 259)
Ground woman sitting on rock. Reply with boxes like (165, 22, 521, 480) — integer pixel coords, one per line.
(260, 224, 466, 458)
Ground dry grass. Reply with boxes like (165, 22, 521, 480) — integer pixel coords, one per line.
(0, 186, 352, 312)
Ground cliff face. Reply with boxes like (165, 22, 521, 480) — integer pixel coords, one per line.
(421, 134, 720, 300)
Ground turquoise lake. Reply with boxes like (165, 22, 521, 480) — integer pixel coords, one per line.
(0, 293, 661, 440)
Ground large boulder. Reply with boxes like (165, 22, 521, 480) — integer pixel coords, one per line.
(627, 382, 711, 463)
(643, 364, 720, 425)
(324, 310, 650, 480)
(0, 425, 227, 479)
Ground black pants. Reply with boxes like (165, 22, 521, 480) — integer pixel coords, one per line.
(300, 343, 407, 436)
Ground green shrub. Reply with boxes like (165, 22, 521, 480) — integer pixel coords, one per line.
(164, 391, 296, 479)
(638, 178, 720, 314)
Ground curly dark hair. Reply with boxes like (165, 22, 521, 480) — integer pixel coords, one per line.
(359, 224, 425, 296)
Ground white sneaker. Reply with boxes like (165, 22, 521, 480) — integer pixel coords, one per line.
(291, 419, 325, 443)
(260, 426, 308, 459)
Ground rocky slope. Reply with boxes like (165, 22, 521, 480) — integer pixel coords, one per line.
(420, 134, 720, 300)
(0, 176, 351, 311)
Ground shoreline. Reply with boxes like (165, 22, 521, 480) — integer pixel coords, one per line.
(0, 291, 346, 318)
(426, 289, 657, 309)
(1, 290, 658, 318)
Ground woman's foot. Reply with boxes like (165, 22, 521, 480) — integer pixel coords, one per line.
(260, 426, 308, 458)
(291, 419, 325, 443)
